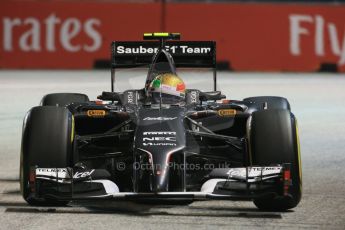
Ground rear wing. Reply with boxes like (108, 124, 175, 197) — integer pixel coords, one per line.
(111, 41, 216, 68)
(110, 39, 217, 92)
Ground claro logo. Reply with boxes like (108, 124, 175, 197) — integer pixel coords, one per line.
(2, 14, 102, 52)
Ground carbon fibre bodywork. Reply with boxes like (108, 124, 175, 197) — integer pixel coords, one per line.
(23, 33, 299, 207)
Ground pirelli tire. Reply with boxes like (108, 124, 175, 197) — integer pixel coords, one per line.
(40, 93, 89, 107)
(249, 109, 302, 211)
(20, 106, 74, 206)
(244, 96, 290, 111)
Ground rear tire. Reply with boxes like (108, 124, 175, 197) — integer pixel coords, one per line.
(20, 106, 74, 206)
(249, 109, 302, 211)
(40, 93, 89, 107)
(244, 96, 290, 111)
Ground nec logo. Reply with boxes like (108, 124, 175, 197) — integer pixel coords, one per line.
(143, 117, 177, 121)
(143, 137, 176, 141)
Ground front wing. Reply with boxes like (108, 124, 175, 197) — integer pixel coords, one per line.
(28, 165, 293, 202)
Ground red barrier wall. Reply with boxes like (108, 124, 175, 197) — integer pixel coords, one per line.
(166, 3, 345, 72)
(0, 1, 161, 68)
(1, 1, 345, 72)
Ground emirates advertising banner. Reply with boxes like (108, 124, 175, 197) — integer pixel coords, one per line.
(1, 1, 345, 72)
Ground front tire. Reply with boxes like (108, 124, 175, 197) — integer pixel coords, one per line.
(244, 96, 290, 111)
(249, 109, 302, 211)
(40, 93, 89, 107)
(20, 106, 74, 206)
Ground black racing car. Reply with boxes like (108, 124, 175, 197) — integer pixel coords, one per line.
(20, 33, 302, 211)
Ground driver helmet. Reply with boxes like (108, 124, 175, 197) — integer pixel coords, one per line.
(148, 73, 186, 104)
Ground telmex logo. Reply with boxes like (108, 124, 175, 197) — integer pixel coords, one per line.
(87, 110, 106, 117)
(116, 46, 211, 54)
(143, 117, 177, 121)
(37, 168, 67, 173)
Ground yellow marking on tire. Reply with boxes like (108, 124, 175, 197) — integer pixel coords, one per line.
(71, 115, 75, 143)
(295, 119, 302, 188)
(246, 116, 253, 165)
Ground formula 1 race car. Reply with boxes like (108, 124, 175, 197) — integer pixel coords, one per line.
(20, 33, 302, 211)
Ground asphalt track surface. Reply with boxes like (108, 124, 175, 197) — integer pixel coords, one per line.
(0, 70, 345, 229)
